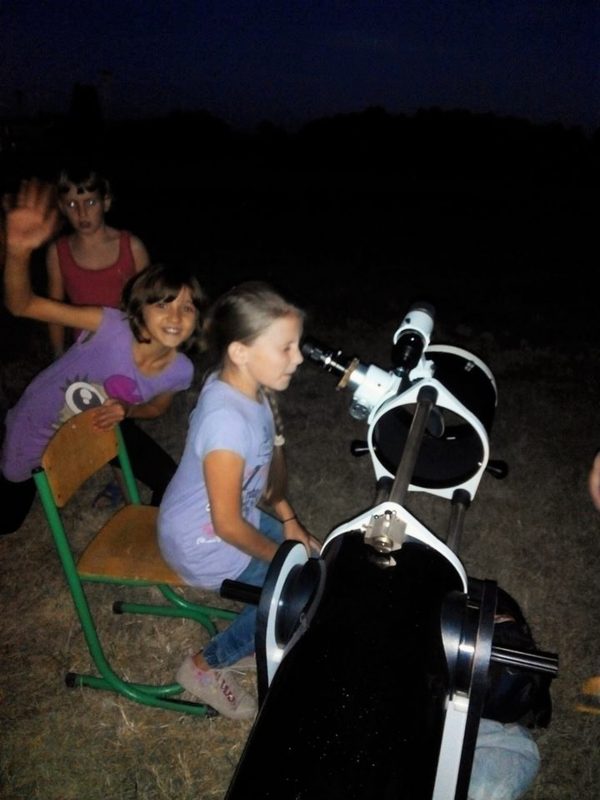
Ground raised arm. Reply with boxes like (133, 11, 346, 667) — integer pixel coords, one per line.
(4, 180, 102, 332)
(46, 243, 67, 357)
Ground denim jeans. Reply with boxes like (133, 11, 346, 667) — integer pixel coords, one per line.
(203, 512, 284, 668)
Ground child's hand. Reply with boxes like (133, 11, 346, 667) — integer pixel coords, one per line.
(93, 398, 128, 431)
(5, 180, 59, 254)
(283, 518, 321, 555)
(589, 452, 600, 512)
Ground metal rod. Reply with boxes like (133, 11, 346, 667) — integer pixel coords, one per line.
(388, 385, 438, 506)
(491, 645, 559, 676)
(446, 489, 471, 553)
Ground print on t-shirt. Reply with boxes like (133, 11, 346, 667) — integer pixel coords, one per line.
(57, 374, 144, 426)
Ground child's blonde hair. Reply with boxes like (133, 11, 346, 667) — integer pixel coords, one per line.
(203, 281, 303, 504)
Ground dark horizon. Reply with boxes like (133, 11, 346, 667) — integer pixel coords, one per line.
(2, 1, 598, 135)
(2, 95, 598, 142)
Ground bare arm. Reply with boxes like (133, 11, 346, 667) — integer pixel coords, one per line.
(46, 243, 66, 357)
(271, 496, 321, 553)
(130, 234, 150, 272)
(589, 452, 600, 512)
(204, 450, 280, 561)
(204, 450, 319, 559)
(4, 180, 102, 332)
(92, 392, 176, 430)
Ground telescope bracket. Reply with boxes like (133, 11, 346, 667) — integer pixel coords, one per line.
(364, 508, 407, 553)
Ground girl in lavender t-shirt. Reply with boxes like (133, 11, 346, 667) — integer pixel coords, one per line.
(158, 282, 319, 721)
(1, 180, 205, 534)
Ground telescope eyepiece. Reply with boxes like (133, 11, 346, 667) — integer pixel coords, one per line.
(301, 338, 353, 378)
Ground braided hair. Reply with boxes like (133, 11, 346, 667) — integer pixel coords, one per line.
(262, 387, 287, 504)
(202, 281, 303, 504)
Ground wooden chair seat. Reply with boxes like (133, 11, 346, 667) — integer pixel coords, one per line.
(77, 504, 187, 586)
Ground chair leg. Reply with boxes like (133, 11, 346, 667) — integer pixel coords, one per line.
(111, 583, 237, 635)
(34, 446, 240, 716)
(65, 671, 218, 715)
(69, 580, 238, 715)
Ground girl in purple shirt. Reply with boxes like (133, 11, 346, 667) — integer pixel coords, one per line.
(1, 180, 205, 535)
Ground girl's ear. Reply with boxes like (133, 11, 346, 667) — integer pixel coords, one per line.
(227, 340, 248, 366)
(103, 195, 112, 213)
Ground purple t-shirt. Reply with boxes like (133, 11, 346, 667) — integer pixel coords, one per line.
(1, 307, 193, 482)
(158, 375, 274, 589)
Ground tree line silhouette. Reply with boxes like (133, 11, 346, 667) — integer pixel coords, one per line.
(2, 93, 598, 191)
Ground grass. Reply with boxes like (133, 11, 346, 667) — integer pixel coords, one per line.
(1, 305, 600, 798)
(1, 157, 599, 800)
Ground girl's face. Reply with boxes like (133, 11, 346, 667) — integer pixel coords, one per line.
(141, 286, 198, 349)
(59, 184, 110, 234)
(233, 312, 304, 396)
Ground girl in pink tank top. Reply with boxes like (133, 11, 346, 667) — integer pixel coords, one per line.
(46, 167, 150, 357)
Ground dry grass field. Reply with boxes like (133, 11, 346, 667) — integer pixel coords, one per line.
(1, 302, 599, 799)
(1, 138, 598, 798)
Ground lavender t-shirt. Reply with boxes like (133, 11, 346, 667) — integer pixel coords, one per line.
(158, 376, 275, 589)
(1, 307, 193, 482)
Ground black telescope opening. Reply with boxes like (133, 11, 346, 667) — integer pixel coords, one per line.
(372, 350, 497, 490)
(373, 405, 485, 489)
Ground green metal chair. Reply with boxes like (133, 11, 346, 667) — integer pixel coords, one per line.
(33, 408, 236, 715)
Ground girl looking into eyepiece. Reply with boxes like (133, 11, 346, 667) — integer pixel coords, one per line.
(158, 281, 319, 720)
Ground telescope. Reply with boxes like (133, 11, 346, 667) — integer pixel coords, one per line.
(224, 302, 557, 800)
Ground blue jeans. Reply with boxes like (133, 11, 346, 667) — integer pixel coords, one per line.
(203, 512, 284, 668)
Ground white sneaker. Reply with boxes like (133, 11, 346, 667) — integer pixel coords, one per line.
(230, 654, 257, 671)
(176, 655, 257, 720)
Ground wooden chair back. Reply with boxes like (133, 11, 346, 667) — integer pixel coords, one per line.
(41, 409, 118, 507)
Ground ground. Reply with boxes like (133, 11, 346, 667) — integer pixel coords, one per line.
(1, 161, 599, 798)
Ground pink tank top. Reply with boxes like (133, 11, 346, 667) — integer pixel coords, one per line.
(56, 230, 137, 308)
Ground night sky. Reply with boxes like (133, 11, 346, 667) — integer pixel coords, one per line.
(2, 0, 598, 132)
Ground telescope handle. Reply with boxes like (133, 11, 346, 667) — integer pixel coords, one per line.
(220, 579, 261, 605)
(486, 460, 509, 479)
(350, 440, 370, 457)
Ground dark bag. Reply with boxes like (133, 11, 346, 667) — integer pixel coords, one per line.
(483, 587, 553, 728)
